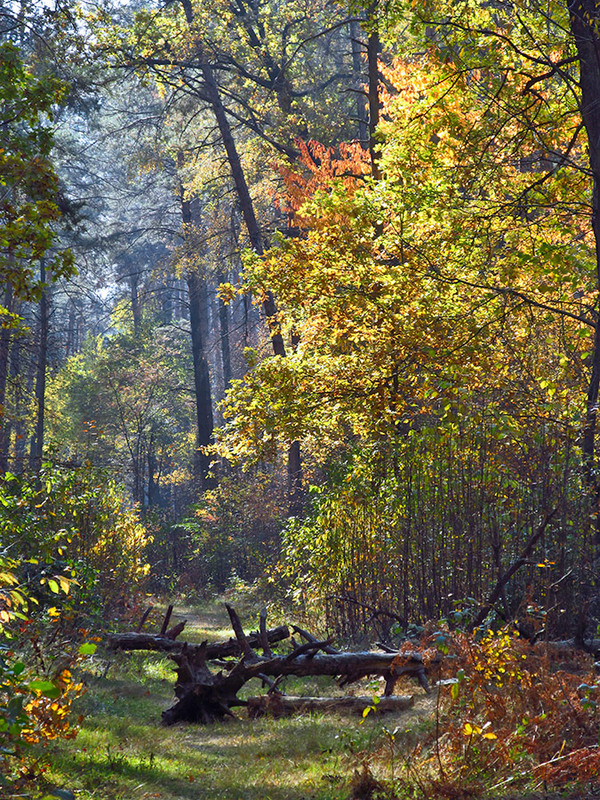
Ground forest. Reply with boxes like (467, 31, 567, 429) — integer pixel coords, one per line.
(2, 0, 600, 796)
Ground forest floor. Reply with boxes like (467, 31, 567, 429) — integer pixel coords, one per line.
(41, 598, 436, 800)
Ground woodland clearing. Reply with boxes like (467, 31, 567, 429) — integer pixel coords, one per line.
(36, 600, 600, 800)
(40, 600, 436, 800)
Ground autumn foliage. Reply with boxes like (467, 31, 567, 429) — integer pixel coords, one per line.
(385, 628, 600, 797)
(275, 139, 370, 220)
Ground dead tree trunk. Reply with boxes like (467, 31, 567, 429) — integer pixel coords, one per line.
(107, 604, 435, 726)
(160, 606, 433, 725)
(247, 694, 414, 718)
(107, 624, 290, 658)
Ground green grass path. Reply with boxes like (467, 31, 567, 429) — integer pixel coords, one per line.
(43, 601, 427, 800)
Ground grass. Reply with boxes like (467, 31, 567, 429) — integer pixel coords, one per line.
(39, 601, 421, 800)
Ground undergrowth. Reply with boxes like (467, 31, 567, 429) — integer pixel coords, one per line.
(355, 626, 600, 799)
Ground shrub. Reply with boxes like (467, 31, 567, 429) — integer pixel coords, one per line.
(0, 464, 150, 795)
(0, 464, 151, 615)
(371, 627, 600, 798)
(0, 554, 86, 798)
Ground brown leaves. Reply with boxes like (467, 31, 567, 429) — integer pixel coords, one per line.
(429, 628, 600, 792)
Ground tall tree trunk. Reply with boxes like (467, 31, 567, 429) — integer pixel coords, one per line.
(367, 4, 381, 180)
(11, 330, 26, 472)
(148, 431, 161, 506)
(179, 183, 214, 487)
(180, 0, 303, 512)
(217, 276, 232, 390)
(350, 20, 369, 145)
(66, 302, 76, 359)
(29, 260, 49, 473)
(187, 267, 215, 485)
(0, 283, 14, 473)
(568, 0, 600, 524)
(197, 54, 286, 357)
(130, 270, 141, 339)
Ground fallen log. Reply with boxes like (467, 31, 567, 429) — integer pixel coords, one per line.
(247, 694, 415, 718)
(244, 651, 429, 683)
(107, 624, 290, 658)
(161, 606, 436, 725)
(162, 646, 429, 725)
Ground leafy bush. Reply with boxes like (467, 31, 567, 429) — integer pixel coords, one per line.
(369, 627, 600, 798)
(0, 464, 149, 796)
(433, 629, 600, 793)
(0, 553, 86, 798)
(0, 464, 151, 615)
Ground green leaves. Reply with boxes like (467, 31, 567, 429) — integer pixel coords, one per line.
(0, 43, 74, 300)
(28, 680, 61, 700)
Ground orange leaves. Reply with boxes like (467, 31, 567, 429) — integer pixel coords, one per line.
(429, 628, 600, 792)
(535, 746, 600, 785)
(274, 139, 370, 222)
(22, 669, 84, 744)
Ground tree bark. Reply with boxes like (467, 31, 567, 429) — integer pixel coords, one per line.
(162, 640, 430, 725)
(179, 0, 303, 513)
(0, 283, 14, 473)
(568, 0, 600, 516)
(107, 624, 291, 657)
(130, 268, 141, 340)
(29, 260, 49, 473)
(11, 329, 25, 472)
(180, 189, 214, 488)
(367, 4, 381, 180)
(350, 19, 369, 145)
(187, 269, 214, 486)
(217, 275, 232, 389)
(196, 50, 286, 357)
(108, 604, 435, 725)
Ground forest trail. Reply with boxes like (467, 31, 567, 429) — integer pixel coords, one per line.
(44, 600, 435, 800)
(168, 599, 236, 643)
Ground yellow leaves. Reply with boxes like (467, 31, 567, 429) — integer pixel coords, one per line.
(0, 571, 18, 586)
(20, 666, 85, 745)
(218, 281, 238, 305)
(463, 722, 496, 738)
(39, 574, 72, 595)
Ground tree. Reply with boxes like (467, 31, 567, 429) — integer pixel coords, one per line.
(0, 41, 74, 472)
(47, 313, 195, 508)
(398, 0, 600, 523)
(89, 0, 376, 511)
(216, 47, 596, 633)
